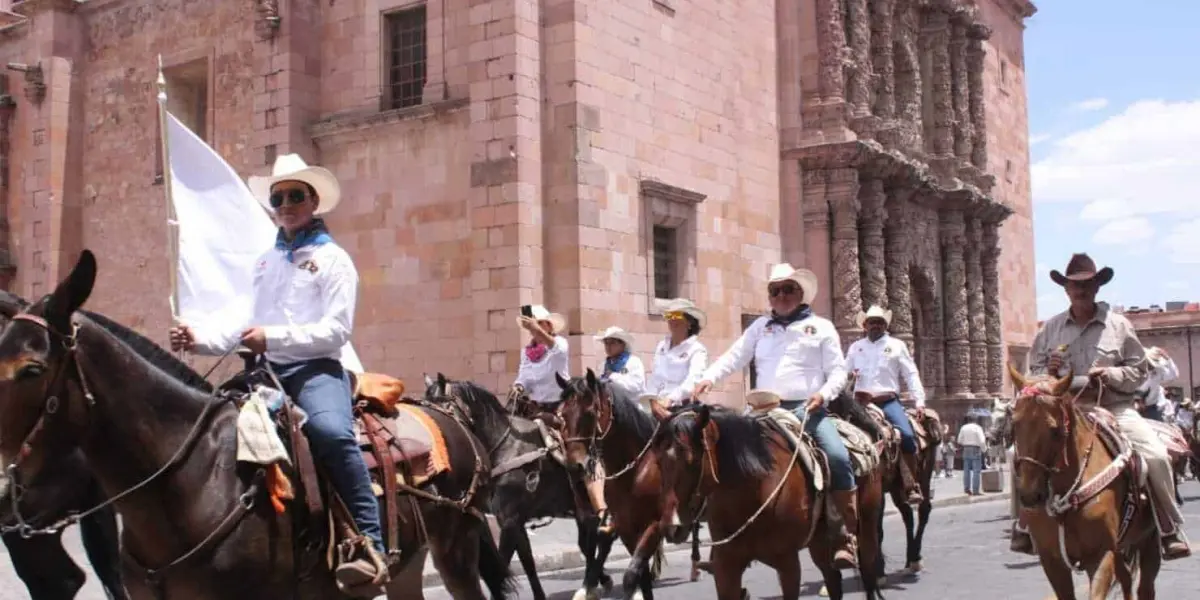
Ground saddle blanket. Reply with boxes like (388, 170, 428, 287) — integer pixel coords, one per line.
(1146, 420, 1190, 458)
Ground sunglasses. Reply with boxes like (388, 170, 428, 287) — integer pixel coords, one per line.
(768, 285, 800, 298)
(269, 189, 309, 209)
(664, 311, 686, 321)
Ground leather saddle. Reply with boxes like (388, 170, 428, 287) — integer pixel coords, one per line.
(744, 390, 829, 492)
(853, 390, 941, 452)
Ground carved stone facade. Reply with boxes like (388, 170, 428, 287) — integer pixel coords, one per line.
(788, 0, 1038, 426)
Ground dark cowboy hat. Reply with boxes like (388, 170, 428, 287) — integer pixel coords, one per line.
(1050, 253, 1113, 287)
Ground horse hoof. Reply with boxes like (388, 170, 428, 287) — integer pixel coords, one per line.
(601, 579, 614, 594)
(877, 575, 888, 587)
(905, 560, 922, 573)
(570, 588, 596, 600)
(690, 563, 702, 582)
(818, 584, 830, 597)
(632, 592, 644, 600)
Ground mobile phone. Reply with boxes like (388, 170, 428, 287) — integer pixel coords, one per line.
(520, 304, 533, 318)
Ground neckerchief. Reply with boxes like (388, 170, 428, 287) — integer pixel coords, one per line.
(276, 218, 333, 263)
(603, 351, 631, 378)
(768, 304, 812, 328)
(525, 342, 548, 363)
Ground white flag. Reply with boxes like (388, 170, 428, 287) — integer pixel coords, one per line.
(164, 111, 364, 373)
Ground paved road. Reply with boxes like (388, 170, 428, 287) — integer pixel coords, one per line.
(418, 480, 1200, 599)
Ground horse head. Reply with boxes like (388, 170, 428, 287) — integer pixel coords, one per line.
(555, 368, 611, 470)
(987, 395, 1014, 446)
(647, 399, 715, 525)
(0, 250, 96, 485)
(1006, 363, 1075, 508)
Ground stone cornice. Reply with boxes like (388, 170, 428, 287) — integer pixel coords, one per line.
(639, 179, 706, 205)
(309, 98, 469, 140)
(11, 0, 82, 17)
(997, 0, 1038, 22)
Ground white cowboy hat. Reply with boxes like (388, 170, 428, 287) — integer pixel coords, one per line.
(593, 326, 635, 350)
(248, 153, 342, 215)
(855, 305, 893, 329)
(517, 304, 567, 334)
(768, 263, 818, 305)
(661, 298, 707, 329)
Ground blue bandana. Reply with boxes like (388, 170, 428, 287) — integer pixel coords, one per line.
(275, 218, 333, 263)
(768, 304, 812, 328)
(603, 351, 631, 378)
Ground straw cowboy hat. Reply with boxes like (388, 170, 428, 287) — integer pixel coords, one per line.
(594, 326, 635, 350)
(768, 263, 819, 305)
(248, 153, 343, 215)
(661, 298, 707, 329)
(517, 304, 567, 334)
(1049, 253, 1113, 287)
(855, 305, 893, 329)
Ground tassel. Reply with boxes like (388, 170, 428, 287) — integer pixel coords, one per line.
(267, 463, 294, 514)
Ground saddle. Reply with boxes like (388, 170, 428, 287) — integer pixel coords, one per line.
(1072, 406, 1159, 541)
(1145, 419, 1190, 460)
(853, 391, 941, 453)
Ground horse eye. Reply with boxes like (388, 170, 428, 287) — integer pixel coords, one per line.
(16, 364, 45, 380)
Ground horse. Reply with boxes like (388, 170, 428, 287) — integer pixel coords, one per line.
(0, 291, 127, 600)
(645, 397, 886, 600)
(1007, 366, 1161, 600)
(0, 249, 513, 599)
(555, 369, 672, 600)
(422, 372, 617, 600)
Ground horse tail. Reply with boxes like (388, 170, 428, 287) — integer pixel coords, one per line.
(651, 539, 666, 579)
(477, 526, 517, 598)
(830, 393, 887, 442)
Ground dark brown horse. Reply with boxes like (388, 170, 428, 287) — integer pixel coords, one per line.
(1008, 367, 1161, 600)
(646, 400, 886, 600)
(0, 250, 513, 599)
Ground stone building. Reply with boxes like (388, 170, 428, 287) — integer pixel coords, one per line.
(1124, 305, 1200, 401)
(0, 0, 1037, 421)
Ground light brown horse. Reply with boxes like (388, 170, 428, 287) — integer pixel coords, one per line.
(1008, 366, 1161, 600)
(646, 400, 886, 600)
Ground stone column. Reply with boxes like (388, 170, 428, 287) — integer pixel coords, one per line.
(893, 2, 923, 155)
(885, 190, 913, 350)
(967, 24, 991, 170)
(846, 0, 874, 123)
(802, 170, 834, 317)
(816, 0, 849, 101)
(966, 217, 988, 395)
(950, 18, 974, 166)
(922, 8, 955, 173)
(870, 0, 897, 146)
(859, 178, 888, 309)
(830, 169, 864, 347)
(982, 221, 1004, 394)
(940, 209, 970, 396)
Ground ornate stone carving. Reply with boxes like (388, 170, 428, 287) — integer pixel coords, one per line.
(922, 9, 954, 160)
(950, 19, 973, 164)
(885, 191, 912, 337)
(802, 169, 831, 226)
(5, 62, 45, 106)
(815, 0, 849, 101)
(982, 222, 1003, 393)
(830, 169, 863, 343)
(966, 217, 987, 394)
(893, 2, 923, 154)
(256, 0, 282, 40)
(846, 0, 872, 118)
(966, 24, 991, 170)
(940, 209, 970, 395)
(870, 0, 896, 123)
(859, 179, 888, 309)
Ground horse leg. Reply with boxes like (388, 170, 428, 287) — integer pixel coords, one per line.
(711, 547, 751, 600)
(775, 550, 802, 600)
(810, 537, 844, 600)
(1137, 536, 1161, 600)
(1036, 548, 1079, 600)
(501, 524, 546, 600)
(2, 530, 86, 600)
(425, 513, 487, 600)
(1085, 551, 1120, 600)
(384, 547, 429, 600)
(856, 477, 887, 600)
(79, 503, 130, 600)
(622, 525, 664, 600)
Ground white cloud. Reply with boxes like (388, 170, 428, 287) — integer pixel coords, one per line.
(1091, 217, 1153, 245)
(1071, 98, 1109, 111)
(1162, 218, 1200, 264)
(1030, 133, 1052, 146)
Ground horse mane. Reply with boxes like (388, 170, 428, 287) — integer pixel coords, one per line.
(695, 406, 775, 480)
(561, 376, 658, 441)
(441, 378, 510, 434)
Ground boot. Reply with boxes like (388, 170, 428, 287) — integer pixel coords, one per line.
(1161, 533, 1191, 560)
(335, 538, 390, 592)
(899, 452, 924, 505)
(828, 490, 859, 570)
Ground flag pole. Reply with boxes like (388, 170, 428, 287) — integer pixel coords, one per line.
(156, 55, 180, 323)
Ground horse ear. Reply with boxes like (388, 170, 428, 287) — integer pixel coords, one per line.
(1051, 368, 1074, 398)
(555, 371, 570, 390)
(45, 250, 96, 328)
(585, 368, 599, 390)
(437, 372, 448, 389)
(1007, 362, 1026, 390)
(424, 373, 435, 389)
(649, 397, 671, 422)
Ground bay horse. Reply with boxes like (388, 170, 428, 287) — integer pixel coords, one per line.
(555, 369, 670, 600)
(0, 249, 513, 599)
(1008, 367, 1161, 600)
(422, 372, 617, 600)
(646, 399, 886, 600)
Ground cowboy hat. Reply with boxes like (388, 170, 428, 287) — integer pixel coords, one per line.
(768, 263, 818, 305)
(517, 304, 567, 334)
(661, 298, 707, 329)
(855, 305, 892, 329)
(248, 153, 342, 215)
(1050, 253, 1113, 287)
(594, 326, 635, 350)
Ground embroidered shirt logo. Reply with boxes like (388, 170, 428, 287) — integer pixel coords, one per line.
(883, 345, 893, 356)
(297, 259, 319, 274)
(802, 325, 817, 336)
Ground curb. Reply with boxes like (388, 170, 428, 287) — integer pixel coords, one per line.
(419, 491, 1011, 589)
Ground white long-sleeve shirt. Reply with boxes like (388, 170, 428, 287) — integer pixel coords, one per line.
(192, 242, 359, 367)
(701, 313, 847, 402)
(1144, 353, 1179, 407)
(845, 334, 926, 408)
(514, 336, 570, 404)
(645, 335, 708, 404)
(599, 354, 647, 400)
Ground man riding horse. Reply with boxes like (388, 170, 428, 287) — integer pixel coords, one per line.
(844, 305, 926, 505)
(1013, 252, 1190, 560)
(168, 154, 389, 590)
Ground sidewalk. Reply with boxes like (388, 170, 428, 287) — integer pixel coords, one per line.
(419, 467, 1012, 587)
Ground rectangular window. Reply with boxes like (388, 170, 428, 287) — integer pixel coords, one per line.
(155, 57, 210, 182)
(385, 5, 428, 110)
(652, 225, 678, 300)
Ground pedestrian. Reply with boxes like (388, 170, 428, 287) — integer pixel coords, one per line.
(939, 423, 955, 477)
(957, 415, 986, 496)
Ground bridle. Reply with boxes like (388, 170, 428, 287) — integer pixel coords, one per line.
(560, 383, 660, 481)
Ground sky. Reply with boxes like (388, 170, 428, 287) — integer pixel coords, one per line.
(1025, 0, 1200, 319)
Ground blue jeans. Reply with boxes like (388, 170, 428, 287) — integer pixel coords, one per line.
(962, 446, 983, 494)
(875, 395, 917, 454)
(1141, 403, 1163, 422)
(273, 358, 385, 553)
(780, 401, 855, 491)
